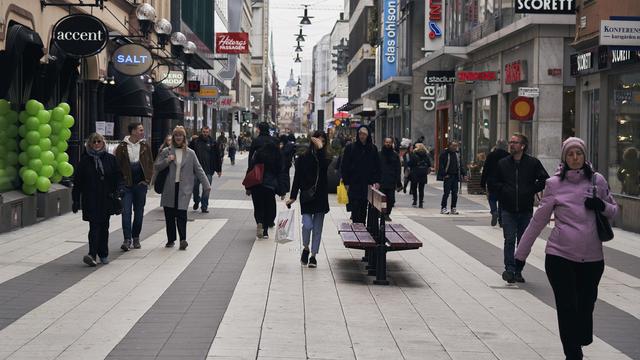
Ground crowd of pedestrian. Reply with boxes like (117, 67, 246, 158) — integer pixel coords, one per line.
(68, 120, 617, 359)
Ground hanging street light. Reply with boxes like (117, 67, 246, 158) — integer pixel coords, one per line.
(299, 5, 314, 25)
(294, 53, 302, 63)
(154, 18, 172, 47)
(136, 3, 156, 37)
(296, 77, 302, 86)
(294, 28, 306, 42)
(294, 41, 303, 53)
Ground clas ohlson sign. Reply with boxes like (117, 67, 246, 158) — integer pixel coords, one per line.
(382, 0, 398, 81)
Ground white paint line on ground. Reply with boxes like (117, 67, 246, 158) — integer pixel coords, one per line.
(459, 225, 640, 320)
(0, 219, 225, 360)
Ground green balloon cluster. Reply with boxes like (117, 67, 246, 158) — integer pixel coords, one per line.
(17, 100, 75, 195)
(0, 99, 19, 192)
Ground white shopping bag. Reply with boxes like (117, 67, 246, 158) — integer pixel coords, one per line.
(275, 208, 295, 244)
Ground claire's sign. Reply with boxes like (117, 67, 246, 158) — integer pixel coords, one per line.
(215, 33, 249, 54)
(52, 14, 108, 57)
(112, 44, 153, 76)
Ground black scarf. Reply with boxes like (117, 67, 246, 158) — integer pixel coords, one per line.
(86, 147, 106, 175)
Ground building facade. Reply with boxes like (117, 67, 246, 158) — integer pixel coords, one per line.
(572, 0, 640, 231)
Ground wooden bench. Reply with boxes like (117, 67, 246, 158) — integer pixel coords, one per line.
(338, 186, 423, 285)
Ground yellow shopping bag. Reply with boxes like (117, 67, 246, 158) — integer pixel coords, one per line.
(337, 181, 349, 205)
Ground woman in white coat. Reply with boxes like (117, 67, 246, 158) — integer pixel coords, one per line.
(154, 126, 211, 249)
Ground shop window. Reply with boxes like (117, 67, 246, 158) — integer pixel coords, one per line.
(562, 87, 576, 140)
(585, 89, 599, 169)
(609, 72, 640, 197)
(474, 97, 495, 165)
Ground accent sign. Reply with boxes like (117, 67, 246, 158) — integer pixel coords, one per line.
(52, 14, 108, 58)
(215, 32, 249, 54)
(112, 44, 153, 76)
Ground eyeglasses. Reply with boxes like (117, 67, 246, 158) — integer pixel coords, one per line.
(92, 140, 103, 144)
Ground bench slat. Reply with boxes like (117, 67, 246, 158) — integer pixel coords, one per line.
(351, 223, 367, 232)
(355, 231, 376, 246)
(389, 223, 409, 232)
(394, 231, 423, 249)
(338, 222, 352, 232)
(385, 231, 407, 246)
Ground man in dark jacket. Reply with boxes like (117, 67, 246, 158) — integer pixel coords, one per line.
(481, 140, 510, 226)
(115, 122, 154, 251)
(379, 137, 402, 220)
(189, 126, 221, 213)
(437, 141, 467, 215)
(340, 125, 381, 223)
(488, 134, 549, 284)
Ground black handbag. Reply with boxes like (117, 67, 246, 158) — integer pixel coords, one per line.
(300, 156, 319, 204)
(592, 176, 614, 242)
(107, 193, 123, 216)
(154, 167, 169, 194)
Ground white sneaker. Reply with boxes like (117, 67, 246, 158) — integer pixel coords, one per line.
(440, 208, 449, 214)
(450, 208, 459, 215)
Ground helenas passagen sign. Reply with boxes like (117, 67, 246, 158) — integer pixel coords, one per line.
(52, 14, 108, 58)
(215, 33, 249, 54)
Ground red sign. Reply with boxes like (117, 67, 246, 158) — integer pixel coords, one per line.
(215, 32, 249, 54)
(505, 60, 527, 84)
(187, 80, 201, 93)
(457, 71, 497, 81)
(548, 68, 562, 77)
(510, 96, 535, 121)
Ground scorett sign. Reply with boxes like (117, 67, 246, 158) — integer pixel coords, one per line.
(52, 14, 108, 58)
(515, 0, 575, 14)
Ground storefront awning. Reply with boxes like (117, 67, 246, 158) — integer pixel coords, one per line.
(337, 102, 359, 112)
(153, 84, 184, 120)
(361, 76, 412, 101)
(412, 47, 468, 71)
(104, 71, 153, 117)
(0, 23, 44, 101)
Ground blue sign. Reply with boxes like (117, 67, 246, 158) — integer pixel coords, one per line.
(112, 44, 153, 76)
(382, 0, 398, 81)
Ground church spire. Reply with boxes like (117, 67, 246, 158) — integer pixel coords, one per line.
(290, 68, 294, 81)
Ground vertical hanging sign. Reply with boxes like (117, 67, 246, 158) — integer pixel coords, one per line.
(382, 0, 398, 81)
(424, 0, 445, 53)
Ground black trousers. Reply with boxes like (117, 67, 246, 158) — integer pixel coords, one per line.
(411, 181, 426, 205)
(350, 199, 368, 223)
(251, 185, 276, 233)
(380, 188, 396, 215)
(545, 254, 604, 360)
(88, 220, 110, 258)
(441, 175, 459, 209)
(164, 182, 187, 242)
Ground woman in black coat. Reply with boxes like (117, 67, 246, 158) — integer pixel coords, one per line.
(72, 133, 124, 267)
(247, 122, 283, 239)
(408, 143, 433, 208)
(287, 130, 332, 268)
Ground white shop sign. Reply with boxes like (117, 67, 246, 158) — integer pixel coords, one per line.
(600, 20, 640, 47)
(518, 87, 540, 98)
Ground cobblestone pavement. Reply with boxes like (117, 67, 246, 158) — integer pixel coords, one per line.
(0, 153, 638, 360)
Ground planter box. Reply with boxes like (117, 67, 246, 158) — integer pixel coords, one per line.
(36, 184, 72, 219)
(0, 191, 37, 233)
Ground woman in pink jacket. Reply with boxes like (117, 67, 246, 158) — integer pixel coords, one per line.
(515, 137, 617, 360)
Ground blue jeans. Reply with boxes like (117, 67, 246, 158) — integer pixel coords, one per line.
(488, 192, 501, 221)
(122, 183, 148, 241)
(302, 213, 325, 255)
(502, 210, 532, 273)
(193, 173, 213, 210)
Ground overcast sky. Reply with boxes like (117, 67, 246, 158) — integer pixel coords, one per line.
(270, 0, 346, 84)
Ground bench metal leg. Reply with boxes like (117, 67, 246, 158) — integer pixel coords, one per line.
(373, 246, 389, 285)
(366, 249, 376, 275)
